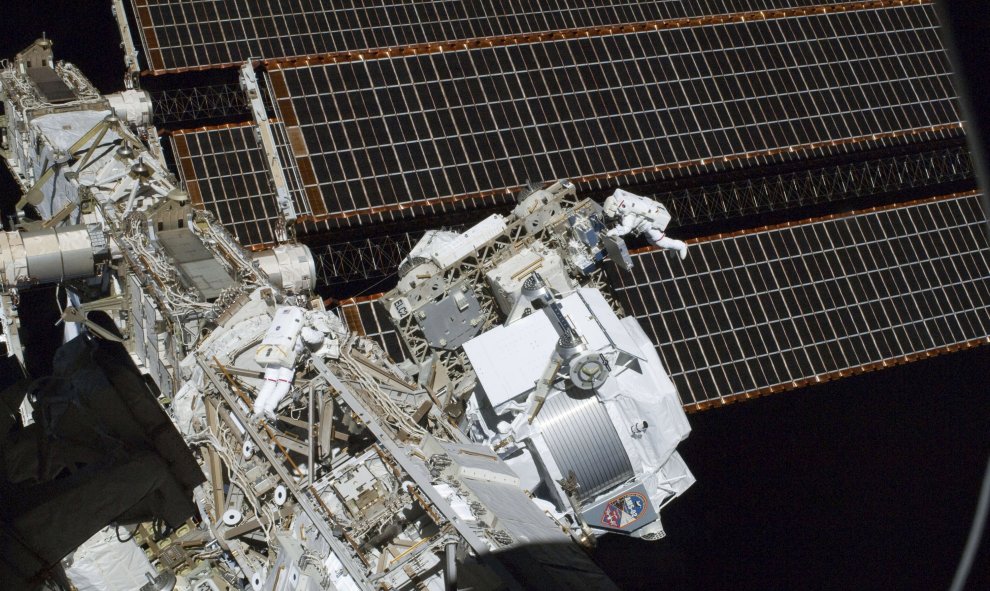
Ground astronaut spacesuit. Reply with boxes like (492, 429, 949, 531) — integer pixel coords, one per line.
(604, 188, 689, 260)
(253, 306, 334, 419)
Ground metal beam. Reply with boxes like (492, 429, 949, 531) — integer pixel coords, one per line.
(309, 357, 493, 557)
(195, 354, 375, 591)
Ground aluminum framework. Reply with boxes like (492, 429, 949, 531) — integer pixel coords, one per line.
(311, 233, 421, 287)
(151, 83, 250, 126)
(657, 143, 974, 225)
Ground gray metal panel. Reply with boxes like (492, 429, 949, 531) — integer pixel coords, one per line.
(538, 392, 633, 502)
(603, 235, 633, 272)
(465, 479, 620, 590)
(128, 275, 145, 361)
(419, 289, 484, 350)
(27, 67, 75, 103)
(157, 229, 235, 300)
(436, 440, 519, 481)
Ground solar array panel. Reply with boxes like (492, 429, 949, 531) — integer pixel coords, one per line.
(301, 144, 972, 285)
(267, 2, 959, 229)
(171, 124, 285, 247)
(616, 191, 990, 411)
(337, 295, 408, 361)
(131, 0, 838, 74)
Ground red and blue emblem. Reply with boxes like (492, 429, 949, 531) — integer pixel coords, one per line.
(600, 492, 648, 529)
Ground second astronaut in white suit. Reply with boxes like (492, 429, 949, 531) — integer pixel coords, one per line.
(603, 188, 689, 260)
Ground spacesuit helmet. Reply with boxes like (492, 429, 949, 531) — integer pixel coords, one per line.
(603, 195, 619, 218)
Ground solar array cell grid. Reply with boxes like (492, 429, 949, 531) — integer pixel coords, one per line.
(615, 193, 990, 409)
(131, 0, 833, 73)
(270, 3, 959, 228)
(337, 296, 408, 362)
(171, 124, 283, 247)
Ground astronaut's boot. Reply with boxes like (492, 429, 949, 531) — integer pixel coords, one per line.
(656, 236, 689, 260)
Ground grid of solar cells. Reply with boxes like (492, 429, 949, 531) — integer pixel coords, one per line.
(131, 0, 835, 73)
(615, 192, 990, 410)
(171, 124, 283, 247)
(270, 3, 959, 228)
(337, 296, 408, 361)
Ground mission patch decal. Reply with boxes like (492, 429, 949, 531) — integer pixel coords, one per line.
(601, 491, 648, 529)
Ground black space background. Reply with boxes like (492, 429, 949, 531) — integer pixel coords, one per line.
(1, 3, 989, 590)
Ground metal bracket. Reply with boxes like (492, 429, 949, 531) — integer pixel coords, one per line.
(61, 295, 126, 342)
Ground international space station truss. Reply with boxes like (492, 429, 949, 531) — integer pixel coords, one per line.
(1, 1, 989, 590)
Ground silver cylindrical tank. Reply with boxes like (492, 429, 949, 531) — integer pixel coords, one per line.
(0, 224, 103, 289)
(252, 243, 317, 294)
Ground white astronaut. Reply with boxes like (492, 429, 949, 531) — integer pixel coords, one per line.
(253, 306, 331, 419)
(603, 188, 688, 260)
